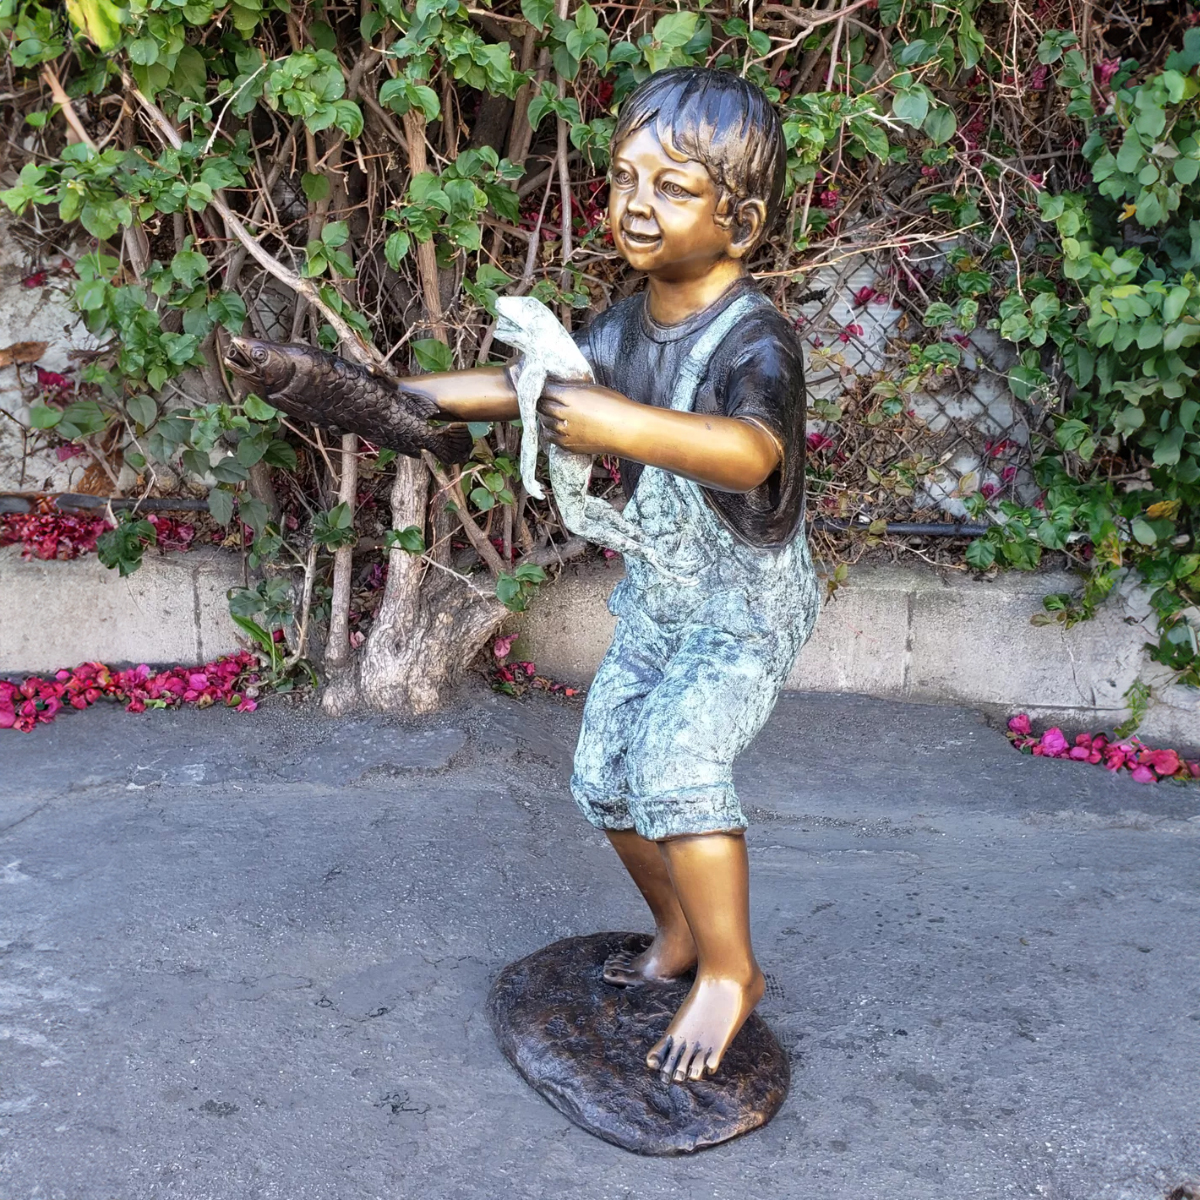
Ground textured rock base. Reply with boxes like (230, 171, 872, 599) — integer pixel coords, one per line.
(487, 932, 790, 1155)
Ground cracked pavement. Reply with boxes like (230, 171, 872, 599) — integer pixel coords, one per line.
(1, 689, 1198, 1199)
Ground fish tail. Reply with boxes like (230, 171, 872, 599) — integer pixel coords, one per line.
(430, 423, 475, 465)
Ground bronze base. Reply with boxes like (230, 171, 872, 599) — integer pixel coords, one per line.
(487, 932, 790, 1155)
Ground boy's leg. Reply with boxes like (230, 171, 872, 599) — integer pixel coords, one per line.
(603, 829, 695, 985)
(646, 832, 764, 1082)
(623, 624, 792, 1077)
(572, 615, 695, 984)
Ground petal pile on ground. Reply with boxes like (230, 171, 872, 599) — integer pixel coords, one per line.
(0, 653, 260, 732)
(1007, 713, 1199, 783)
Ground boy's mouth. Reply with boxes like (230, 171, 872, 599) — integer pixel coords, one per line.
(621, 227, 661, 248)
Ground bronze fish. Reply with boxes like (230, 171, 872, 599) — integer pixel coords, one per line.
(223, 336, 472, 464)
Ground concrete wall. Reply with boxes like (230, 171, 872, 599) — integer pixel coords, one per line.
(514, 560, 1199, 750)
(2, 547, 1196, 749)
(0, 547, 240, 672)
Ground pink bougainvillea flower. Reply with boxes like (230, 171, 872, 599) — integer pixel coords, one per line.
(1009, 713, 1196, 786)
(1139, 748, 1181, 778)
(1039, 728, 1068, 756)
(493, 633, 518, 660)
(2, 651, 259, 732)
(807, 432, 834, 453)
(1095, 58, 1121, 89)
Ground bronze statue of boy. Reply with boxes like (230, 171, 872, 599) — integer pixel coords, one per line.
(238, 68, 817, 1089)
(395, 67, 818, 1084)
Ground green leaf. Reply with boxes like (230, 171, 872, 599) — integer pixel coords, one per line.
(521, 0, 555, 31)
(332, 100, 364, 140)
(302, 171, 330, 203)
(892, 88, 929, 129)
(210, 455, 250, 483)
(262, 439, 297, 470)
(126, 394, 157, 428)
(896, 38, 935, 65)
(59, 400, 108, 438)
(244, 393, 280, 421)
(653, 10, 698, 48)
(1136, 322, 1163, 349)
(412, 338, 453, 373)
(1152, 425, 1185, 466)
(384, 230, 411, 269)
(923, 301, 955, 326)
(208, 291, 247, 333)
(321, 220, 349, 248)
(127, 36, 159, 66)
(384, 525, 425, 553)
(76, 277, 107, 311)
(1164, 285, 1190, 324)
(1130, 517, 1158, 545)
(922, 106, 956, 146)
(208, 486, 234, 526)
(238, 495, 269, 536)
(965, 539, 996, 570)
(28, 404, 62, 429)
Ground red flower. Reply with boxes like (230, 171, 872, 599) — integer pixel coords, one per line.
(1039, 728, 1068, 757)
(1139, 748, 1181, 778)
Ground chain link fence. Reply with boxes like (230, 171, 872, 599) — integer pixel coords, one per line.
(787, 248, 1042, 538)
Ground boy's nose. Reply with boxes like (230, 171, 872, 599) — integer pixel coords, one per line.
(626, 182, 654, 218)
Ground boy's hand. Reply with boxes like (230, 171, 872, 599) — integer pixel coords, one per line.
(538, 382, 633, 456)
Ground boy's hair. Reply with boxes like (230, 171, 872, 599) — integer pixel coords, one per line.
(612, 67, 786, 248)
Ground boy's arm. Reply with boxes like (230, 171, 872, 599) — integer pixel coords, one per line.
(538, 381, 781, 493)
(398, 366, 520, 422)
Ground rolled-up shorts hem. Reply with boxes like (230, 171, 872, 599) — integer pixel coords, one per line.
(571, 776, 747, 841)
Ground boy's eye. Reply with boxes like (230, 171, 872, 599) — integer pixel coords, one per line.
(612, 170, 633, 186)
(662, 181, 691, 198)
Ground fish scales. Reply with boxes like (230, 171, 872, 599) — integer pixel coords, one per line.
(223, 338, 472, 464)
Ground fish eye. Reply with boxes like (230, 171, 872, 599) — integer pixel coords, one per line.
(252, 347, 268, 363)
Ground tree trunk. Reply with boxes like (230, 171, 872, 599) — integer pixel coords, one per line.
(320, 454, 505, 717)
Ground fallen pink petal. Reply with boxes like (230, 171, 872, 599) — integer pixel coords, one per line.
(1007, 714, 1197, 786)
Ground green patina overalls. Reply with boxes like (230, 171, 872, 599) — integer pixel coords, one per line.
(570, 291, 821, 842)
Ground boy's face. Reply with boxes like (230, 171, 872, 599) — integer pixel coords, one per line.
(608, 125, 743, 280)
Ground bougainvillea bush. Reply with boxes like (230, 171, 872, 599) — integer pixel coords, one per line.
(0, 0, 1196, 717)
(1007, 714, 1199, 783)
(0, 652, 260, 732)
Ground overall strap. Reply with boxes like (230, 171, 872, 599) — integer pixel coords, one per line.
(668, 291, 767, 413)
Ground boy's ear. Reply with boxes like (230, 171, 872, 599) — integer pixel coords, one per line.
(728, 198, 768, 258)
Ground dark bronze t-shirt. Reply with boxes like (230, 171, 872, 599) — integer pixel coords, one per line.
(573, 277, 807, 548)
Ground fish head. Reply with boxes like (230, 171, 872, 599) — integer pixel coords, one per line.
(223, 337, 301, 394)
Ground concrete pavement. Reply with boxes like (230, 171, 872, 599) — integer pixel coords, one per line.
(1, 688, 1198, 1199)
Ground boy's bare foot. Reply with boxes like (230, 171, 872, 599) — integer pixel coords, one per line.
(645, 966, 765, 1082)
(603, 929, 696, 986)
